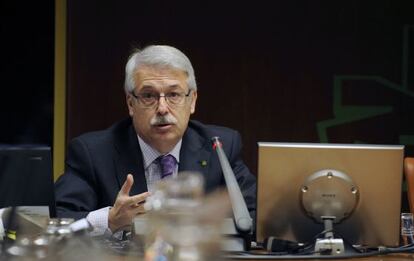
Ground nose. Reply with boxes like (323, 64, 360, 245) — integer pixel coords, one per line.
(156, 95, 169, 114)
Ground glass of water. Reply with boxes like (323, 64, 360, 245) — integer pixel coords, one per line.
(144, 171, 224, 261)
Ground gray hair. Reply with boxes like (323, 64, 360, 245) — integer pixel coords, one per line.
(124, 45, 197, 93)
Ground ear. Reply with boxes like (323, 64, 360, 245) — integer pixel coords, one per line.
(190, 90, 197, 114)
(126, 93, 134, 116)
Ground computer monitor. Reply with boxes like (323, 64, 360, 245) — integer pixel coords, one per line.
(0, 145, 55, 217)
(256, 142, 404, 247)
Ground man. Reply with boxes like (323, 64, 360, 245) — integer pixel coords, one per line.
(55, 45, 256, 235)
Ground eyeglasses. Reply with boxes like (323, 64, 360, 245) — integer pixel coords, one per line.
(131, 89, 192, 108)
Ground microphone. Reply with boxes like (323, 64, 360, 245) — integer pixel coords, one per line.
(211, 136, 252, 233)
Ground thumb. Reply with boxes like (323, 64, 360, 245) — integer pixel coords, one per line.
(120, 174, 134, 196)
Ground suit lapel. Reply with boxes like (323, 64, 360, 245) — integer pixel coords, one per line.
(113, 121, 148, 195)
(179, 125, 212, 177)
(113, 119, 212, 195)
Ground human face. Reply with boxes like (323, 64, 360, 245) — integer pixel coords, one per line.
(126, 66, 197, 154)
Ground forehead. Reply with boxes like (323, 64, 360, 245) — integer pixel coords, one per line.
(133, 65, 188, 89)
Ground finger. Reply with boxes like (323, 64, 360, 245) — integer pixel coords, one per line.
(127, 191, 150, 206)
(136, 209, 146, 215)
(133, 203, 145, 212)
(119, 174, 134, 196)
(134, 206, 146, 215)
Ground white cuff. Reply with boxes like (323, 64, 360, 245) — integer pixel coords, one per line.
(86, 206, 111, 236)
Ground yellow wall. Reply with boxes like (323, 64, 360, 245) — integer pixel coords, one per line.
(53, 0, 66, 180)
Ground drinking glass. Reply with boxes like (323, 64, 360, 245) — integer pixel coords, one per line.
(144, 171, 223, 261)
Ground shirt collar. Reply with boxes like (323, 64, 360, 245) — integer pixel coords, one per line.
(137, 135, 181, 169)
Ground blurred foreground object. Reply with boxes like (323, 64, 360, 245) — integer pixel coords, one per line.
(1, 206, 49, 241)
(2, 216, 111, 260)
(401, 213, 414, 245)
(135, 171, 230, 261)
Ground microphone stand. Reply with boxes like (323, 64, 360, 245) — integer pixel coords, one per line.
(211, 136, 253, 251)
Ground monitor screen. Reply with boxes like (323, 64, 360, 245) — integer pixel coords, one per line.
(256, 142, 404, 247)
(0, 145, 55, 217)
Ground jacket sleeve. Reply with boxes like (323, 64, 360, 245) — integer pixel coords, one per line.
(54, 137, 99, 220)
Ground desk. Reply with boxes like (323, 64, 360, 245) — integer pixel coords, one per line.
(227, 253, 414, 260)
(113, 253, 414, 261)
(98, 238, 414, 261)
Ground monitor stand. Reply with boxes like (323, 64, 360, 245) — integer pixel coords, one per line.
(314, 216, 345, 255)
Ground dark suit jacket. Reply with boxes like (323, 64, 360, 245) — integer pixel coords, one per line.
(55, 118, 256, 221)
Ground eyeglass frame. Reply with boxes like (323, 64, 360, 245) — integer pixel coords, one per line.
(130, 89, 193, 108)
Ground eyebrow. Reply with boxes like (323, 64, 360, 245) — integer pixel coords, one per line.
(141, 84, 182, 91)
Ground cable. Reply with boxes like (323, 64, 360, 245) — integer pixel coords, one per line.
(224, 244, 414, 259)
(235, 227, 414, 260)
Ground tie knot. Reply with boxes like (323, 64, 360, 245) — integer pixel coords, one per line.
(159, 154, 176, 179)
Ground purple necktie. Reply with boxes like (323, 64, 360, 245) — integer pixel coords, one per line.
(159, 154, 176, 179)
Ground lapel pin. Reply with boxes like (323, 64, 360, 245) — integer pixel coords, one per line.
(200, 160, 207, 167)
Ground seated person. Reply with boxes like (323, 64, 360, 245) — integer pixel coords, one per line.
(54, 45, 256, 235)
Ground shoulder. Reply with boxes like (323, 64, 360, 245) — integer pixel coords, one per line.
(70, 118, 132, 149)
(189, 120, 238, 136)
(187, 120, 241, 146)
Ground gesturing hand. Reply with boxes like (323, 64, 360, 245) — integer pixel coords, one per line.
(108, 174, 150, 232)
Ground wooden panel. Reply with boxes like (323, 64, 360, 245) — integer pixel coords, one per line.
(66, 1, 414, 177)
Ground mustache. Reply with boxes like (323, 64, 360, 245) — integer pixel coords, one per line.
(150, 114, 178, 126)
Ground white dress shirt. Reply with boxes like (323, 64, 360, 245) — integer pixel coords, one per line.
(86, 135, 182, 236)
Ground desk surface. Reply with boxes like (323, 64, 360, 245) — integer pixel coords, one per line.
(223, 249, 414, 260)
(113, 253, 414, 261)
(226, 253, 414, 261)
(108, 253, 414, 261)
